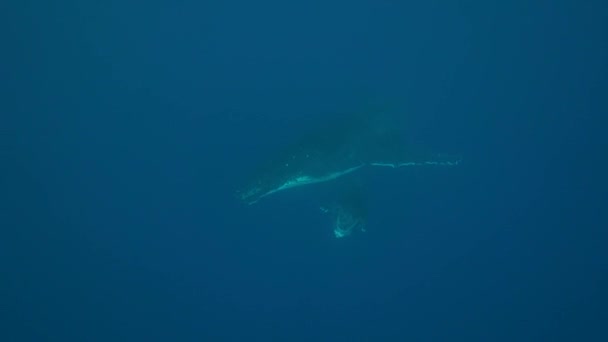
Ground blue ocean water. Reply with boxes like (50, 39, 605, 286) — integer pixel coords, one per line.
(3, 1, 607, 341)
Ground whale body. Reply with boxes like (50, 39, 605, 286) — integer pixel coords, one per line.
(238, 112, 460, 238)
(238, 114, 460, 205)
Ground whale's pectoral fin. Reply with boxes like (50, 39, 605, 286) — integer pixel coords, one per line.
(320, 181, 367, 238)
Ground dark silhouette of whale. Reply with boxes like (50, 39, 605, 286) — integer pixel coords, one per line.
(238, 112, 460, 237)
(239, 114, 459, 203)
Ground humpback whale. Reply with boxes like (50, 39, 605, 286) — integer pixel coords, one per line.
(238, 112, 460, 238)
(238, 113, 460, 205)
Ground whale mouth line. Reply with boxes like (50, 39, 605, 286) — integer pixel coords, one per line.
(240, 164, 365, 205)
(240, 154, 462, 205)
(369, 160, 461, 168)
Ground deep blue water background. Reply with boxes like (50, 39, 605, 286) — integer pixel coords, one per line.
(3, 1, 607, 341)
